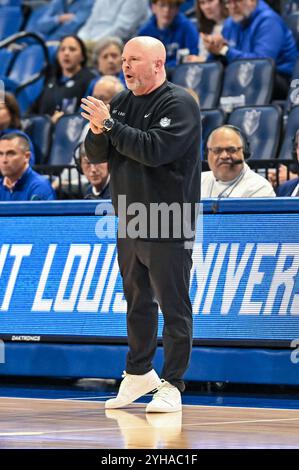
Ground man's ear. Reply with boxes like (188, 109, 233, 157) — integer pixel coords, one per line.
(155, 58, 164, 72)
(24, 151, 31, 163)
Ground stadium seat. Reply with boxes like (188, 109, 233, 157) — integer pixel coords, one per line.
(21, 115, 53, 165)
(221, 58, 274, 108)
(0, 1, 21, 5)
(6, 44, 47, 113)
(0, 7, 23, 40)
(285, 56, 299, 111)
(0, 48, 14, 76)
(228, 105, 282, 160)
(278, 104, 299, 160)
(48, 114, 85, 166)
(171, 62, 223, 109)
(285, 11, 299, 49)
(201, 108, 226, 155)
(282, 0, 299, 16)
(24, 4, 49, 38)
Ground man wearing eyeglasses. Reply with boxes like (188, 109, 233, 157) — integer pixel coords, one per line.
(75, 142, 110, 200)
(202, 125, 275, 197)
(202, 0, 297, 99)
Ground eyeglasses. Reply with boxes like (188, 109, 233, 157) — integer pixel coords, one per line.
(207, 146, 243, 156)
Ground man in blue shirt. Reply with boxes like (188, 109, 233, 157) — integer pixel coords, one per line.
(34, 0, 94, 41)
(202, 0, 298, 98)
(138, 0, 199, 70)
(0, 134, 56, 201)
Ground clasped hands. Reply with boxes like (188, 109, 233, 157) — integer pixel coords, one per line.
(81, 96, 111, 134)
(184, 32, 228, 63)
(201, 32, 227, 55)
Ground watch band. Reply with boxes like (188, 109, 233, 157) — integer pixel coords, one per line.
(219, 45, 229, 56)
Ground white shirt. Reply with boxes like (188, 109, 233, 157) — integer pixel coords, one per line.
(201, 164, 276, 198)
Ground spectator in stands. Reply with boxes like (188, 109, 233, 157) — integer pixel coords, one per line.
(202, 0, 298, 98)
(32, 35, 95, 123)
(78, 0, 150, 44)
(86, 37, 125, 95)
(138, 0, 199, 70)
(0, 93, 35, 165)
(34, 0, 94, 41)
(57, 75, 124, 197)
(0, 133, 56, 201)
(186, 0, 228, 61)
(202, 125, 276, 197)
(74, 142, 110, 199)
(276, 128, 299, 196)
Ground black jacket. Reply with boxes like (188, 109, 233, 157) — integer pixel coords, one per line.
(35, 67, 95, 116)
(85, 81, 201, 240)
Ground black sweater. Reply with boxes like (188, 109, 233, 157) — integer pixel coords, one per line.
(34, 67, 95, 116)
(85, 81, 201, 240)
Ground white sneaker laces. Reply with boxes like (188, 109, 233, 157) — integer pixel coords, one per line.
(152, 380, 174, 401)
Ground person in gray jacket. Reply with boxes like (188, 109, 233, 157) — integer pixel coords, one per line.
(35, 0, 94, 41)
(78, 0, 150, 43)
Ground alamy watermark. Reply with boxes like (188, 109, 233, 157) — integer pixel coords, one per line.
(94, 195, 203, 247)
(290, 339, 299, 364)
(0, 340, 5, 364)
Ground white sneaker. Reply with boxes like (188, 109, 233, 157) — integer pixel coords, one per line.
(105, 370, 162, 409)
(146, 380, 182, 413)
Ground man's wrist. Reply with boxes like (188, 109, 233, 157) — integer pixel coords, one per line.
(219, 45, 229, 56)
(102, 117, 115, 132)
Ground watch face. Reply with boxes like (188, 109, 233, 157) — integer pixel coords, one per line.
(104, 118, 114, 130)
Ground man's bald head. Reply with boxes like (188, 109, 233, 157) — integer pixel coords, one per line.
(125, 36, 166, 64)
(122, 36, 167, 96)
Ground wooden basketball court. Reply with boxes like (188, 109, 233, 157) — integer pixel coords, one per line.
(1, 396, 299, 448)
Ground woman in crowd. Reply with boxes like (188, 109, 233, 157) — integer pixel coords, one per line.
(32, 35, 95, 123)
(186, 0, 227, 62)
(0, 93, 35, 165)
(87, 36, 125, 95)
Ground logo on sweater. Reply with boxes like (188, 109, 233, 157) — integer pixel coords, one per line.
(160, 117, 171, 128)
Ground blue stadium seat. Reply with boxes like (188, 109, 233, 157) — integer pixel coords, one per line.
(285, 56, 299, 111)
(48, 114, 85, 166)
(221, 58, 274, 107)
(285, 11, 299, 49)
(228, 105, 282, 160)
(21, 115, 53, 165)
(24, 4, 49, 37)
(282, 0, 299, 16)
(0, 7, 23, 40)
(0, 48, 14, 76)
(278, 105, 299, 160)
(201, 108, 226, 156)
(7, 44, 47, 113)
(0, 1, 21, 5)
(171, 62, 223, 109)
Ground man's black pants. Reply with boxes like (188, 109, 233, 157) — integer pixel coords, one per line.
(117, 237, 193, 392)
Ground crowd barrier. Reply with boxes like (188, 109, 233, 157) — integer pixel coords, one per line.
(0, 198, 298, 384)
